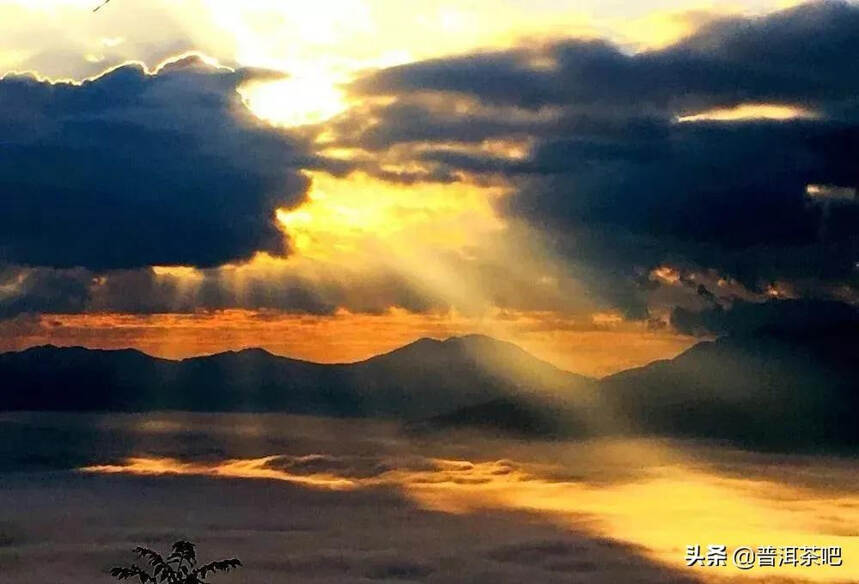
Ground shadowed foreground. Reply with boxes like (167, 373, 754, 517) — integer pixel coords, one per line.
(0, 469, 701, 584)
(1, 413, 857, 584)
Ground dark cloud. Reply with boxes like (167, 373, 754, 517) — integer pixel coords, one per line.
(340, 1, 859, 318)
(354, 1, 859, 113)
(0, 265, 90, 318)
(0, 56, 310, 270)
(0, 261, 450, 318)
(331, 96, 553, 151)
(507, 119, 858, 264)
(671, 298, 859, 337)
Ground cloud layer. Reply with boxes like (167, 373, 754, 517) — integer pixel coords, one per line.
(338, 1, 859, 320)
(0, 1, 857, 348)
(0, 56, 309, 270)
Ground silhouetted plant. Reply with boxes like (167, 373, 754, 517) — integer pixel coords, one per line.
(111, 540, 241, 583)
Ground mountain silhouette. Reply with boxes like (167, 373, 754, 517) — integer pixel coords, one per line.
(3, 328, 858, 449)
(0, 335, 592, 420)
(600, 324, 859, 449)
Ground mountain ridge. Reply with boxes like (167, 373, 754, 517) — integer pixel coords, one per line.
(0, 335, 594, 421)
(600, 323, 859, 449)
(4, 327, 858, 450)
(8, 334, 583, 373)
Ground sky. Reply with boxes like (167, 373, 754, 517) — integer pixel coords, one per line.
(1, 0, 857, 375)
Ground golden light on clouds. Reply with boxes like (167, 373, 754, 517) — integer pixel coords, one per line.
(650, 265, 682, 286)
(611, 8, 709, 49)
(84, 440, 859, 582)
(806, 184, 857, 202)
(151, 266, 202, 279)
(676, 103, 820, 123)
(275, 171, 506, 258)
(205, 0, 811, 130)
(0, 0, 805, 127)
(84, 456, 359, 490)
(403, 460, 859, 582)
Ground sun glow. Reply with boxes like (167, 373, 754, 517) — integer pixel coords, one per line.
(239, 74, 350, 127)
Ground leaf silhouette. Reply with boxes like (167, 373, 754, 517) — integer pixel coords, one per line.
(112, 541, 242, 583)
(193, 559, 242, 580)
(110, 565, 153, 583)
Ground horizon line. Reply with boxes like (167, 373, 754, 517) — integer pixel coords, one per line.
(1, 333, 598, 375)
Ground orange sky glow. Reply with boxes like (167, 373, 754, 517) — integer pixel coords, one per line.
(1, 309, 696, 377)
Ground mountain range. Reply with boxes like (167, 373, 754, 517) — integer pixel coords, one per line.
(0, 335, 592, 419)
(2, 327, 858, 450)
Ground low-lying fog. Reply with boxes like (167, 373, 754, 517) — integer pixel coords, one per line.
(1, 412, 857, 583)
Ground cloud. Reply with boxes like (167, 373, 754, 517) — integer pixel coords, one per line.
(0, 260, 447, 318)
(0, 56, 310, 270)
(0, 264, 91, 318)
(354, 1, 859, 113)
(336, 1, 859, 319)
(671, 298, 859, 337)
(0, 426, 708, 584)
